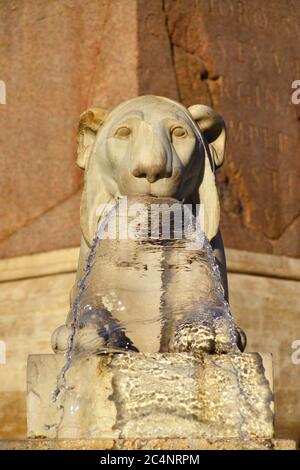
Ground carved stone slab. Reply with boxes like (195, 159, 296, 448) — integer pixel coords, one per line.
(27, 352, 274, 440)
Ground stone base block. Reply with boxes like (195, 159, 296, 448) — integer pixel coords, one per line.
(27, 353, 274, 440)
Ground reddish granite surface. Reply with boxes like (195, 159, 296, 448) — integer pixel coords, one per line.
(0, 0, 299, 257)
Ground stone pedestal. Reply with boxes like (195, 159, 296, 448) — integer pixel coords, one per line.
(27, 352, 274, 441)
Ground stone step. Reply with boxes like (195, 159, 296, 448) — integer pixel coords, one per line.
(0, 437, 296, 451)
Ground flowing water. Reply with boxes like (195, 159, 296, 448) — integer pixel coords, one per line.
(53, 196, 240, 402)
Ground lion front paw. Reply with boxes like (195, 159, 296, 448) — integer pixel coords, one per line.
(169, 317, 246, 355)
(51, 307, 139, 356)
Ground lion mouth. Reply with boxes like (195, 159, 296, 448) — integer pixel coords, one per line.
(116, 193, 183, 204)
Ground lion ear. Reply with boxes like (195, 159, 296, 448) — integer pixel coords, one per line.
(188, 104, 226, 169)
(77, 107, 109, 169)
(188, 104, 226, 241)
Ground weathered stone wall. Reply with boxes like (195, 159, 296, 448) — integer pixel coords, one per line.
(0, 0, 300, 257)
(0, 0, 299, 258)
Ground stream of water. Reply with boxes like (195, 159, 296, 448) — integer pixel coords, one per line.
(53, 196, 240, 403)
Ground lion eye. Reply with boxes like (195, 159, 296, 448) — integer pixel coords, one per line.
(171, 126, 187, 138)
(115, 126, 131, 138)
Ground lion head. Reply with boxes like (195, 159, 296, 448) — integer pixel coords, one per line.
(77, 95, 226, 246)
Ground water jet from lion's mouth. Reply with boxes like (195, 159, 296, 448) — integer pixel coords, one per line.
(53, 195, 240, 402)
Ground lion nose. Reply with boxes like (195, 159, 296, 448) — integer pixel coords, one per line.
(130, 121, 172, 183)
(132, 163, 170, 183)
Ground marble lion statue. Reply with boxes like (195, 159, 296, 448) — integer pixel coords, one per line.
(52, 95, 245, 355)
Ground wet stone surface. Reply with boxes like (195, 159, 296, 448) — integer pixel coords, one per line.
(27, 353, 274, 440)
